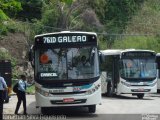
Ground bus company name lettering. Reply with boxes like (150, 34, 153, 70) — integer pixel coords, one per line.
(40, 73, 57, 77)
(43, 36, 87, 43)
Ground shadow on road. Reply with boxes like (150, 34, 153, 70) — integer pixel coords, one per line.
(27, 102, 99, 119)
(148, 93, 160, 97)
(102, 94, 154, 100)
(49, 107, 98, 118)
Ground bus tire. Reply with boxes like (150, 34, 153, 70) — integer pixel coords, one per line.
(41, 107, 49, 115)
(4, 97, 9, 103)
(88, 105, 96, 113)
(137, 94, 144, 99)
(107, 82, 113, 97)
(4, 90, 9, 103)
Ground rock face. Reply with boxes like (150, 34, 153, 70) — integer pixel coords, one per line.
(0, 32, 29, 62)
(0, 32, 34, 79)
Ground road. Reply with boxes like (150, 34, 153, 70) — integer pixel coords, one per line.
(3, 93, 160, 120)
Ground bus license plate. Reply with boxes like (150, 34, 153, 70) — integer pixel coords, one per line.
(51, 89, 64, 93)
(63, 98, 74, 103)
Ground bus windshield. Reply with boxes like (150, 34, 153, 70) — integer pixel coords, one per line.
(120, 58, 157, 79)
(35, 47, 99, 80)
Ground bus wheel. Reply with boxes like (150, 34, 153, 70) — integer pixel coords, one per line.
(137, 94, 144, 99)
(4, 90, 9, 103)
(88, 105, 96, 113)
(4, 97, 9, 103)
(41, 107, 49, 115)
(107, 82, 113, 97)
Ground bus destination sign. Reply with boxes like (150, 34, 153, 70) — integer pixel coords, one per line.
(43, 35, 87, 44)
(34, 33, 97, 47)
(122, 52, 155, 58)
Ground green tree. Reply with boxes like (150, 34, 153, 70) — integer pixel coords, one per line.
(88, 0, 145, 50)
(16, 0, 42, 21)
(33, 0, 102, 34)
(0, 0, 22, 35)
(0, 0, 22, 18)
(112, 35, 160, 52)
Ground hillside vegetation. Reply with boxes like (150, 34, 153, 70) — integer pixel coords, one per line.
(0, 0, 160, 78)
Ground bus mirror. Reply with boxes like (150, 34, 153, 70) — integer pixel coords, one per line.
(156, 63, 158, 69)
(28, 45, 35, 68)
(29, 45, 34, 61)
(99, 54, 102, 63)
(119, 60, 122, 67)
(28, 51, 33, 61)
(99, 52, 104, 63)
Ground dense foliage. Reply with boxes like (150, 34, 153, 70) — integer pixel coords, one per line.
(1, 0, 160, 78)
(0, 0, 22, 35)
(1, 0, 160, 51)
(16, 0, 42, 21)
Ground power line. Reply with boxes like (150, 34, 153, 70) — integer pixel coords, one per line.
(96, 33, 157, 36)
(14, 21, 160, 36)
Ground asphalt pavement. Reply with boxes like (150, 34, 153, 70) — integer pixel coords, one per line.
(3, 93, 160, 120)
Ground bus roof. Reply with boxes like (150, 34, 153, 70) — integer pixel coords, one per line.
(100, 49, 122, 55)
(156, 53, 160, 56)
(100, 49, 155, 56)
(35, 31, 97, 38)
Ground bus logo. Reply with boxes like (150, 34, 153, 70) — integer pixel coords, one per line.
(40, 73, 57, 77)
(73, 87, 81, 91)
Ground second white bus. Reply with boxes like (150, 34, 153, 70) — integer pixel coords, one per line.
(100, 49, 157, 99)
(156, 53, 160, 93)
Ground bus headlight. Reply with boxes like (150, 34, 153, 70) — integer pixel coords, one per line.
(121, 81, 130, 87)
(150, 82, 157, 87)
(86, 84, 101, 95)
(35, 87, 50, 97)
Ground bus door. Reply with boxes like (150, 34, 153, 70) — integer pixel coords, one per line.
(156, 55, 160, 92)
(113, 55, 120, 91)
(105, 55, 118, 95)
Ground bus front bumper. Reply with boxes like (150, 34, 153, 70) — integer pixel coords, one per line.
(35, 89, 101, 107)
(117, 82, 157, 94)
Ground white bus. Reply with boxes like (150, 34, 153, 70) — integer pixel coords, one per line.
(29, 31, 101, 114)
(156, 53, 160, 93)
(99, 49, 157, 99)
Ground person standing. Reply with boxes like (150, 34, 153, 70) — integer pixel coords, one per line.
(0, 74, 7, 120)
(14, 75, 33, 115)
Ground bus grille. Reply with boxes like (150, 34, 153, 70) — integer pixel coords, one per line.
(50, 99, 87, 104)
(131, 89, 151, 92)
(50, 91, 86, 95)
